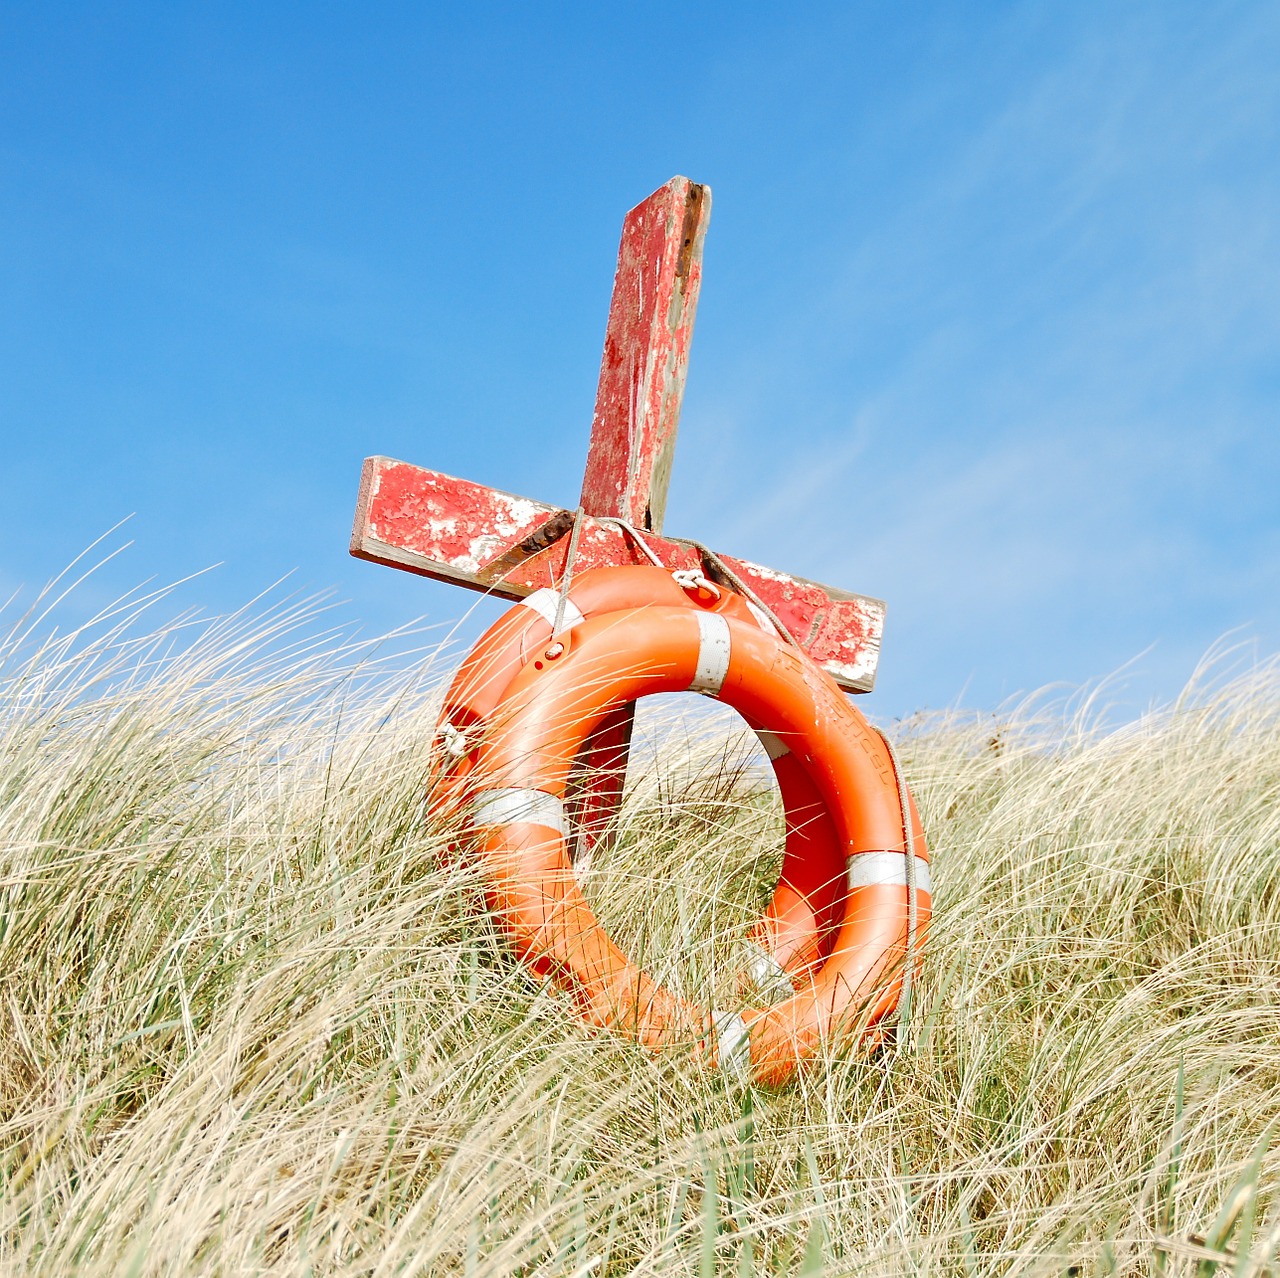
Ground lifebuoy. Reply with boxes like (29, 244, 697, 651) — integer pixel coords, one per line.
(465, 595, 929, 1088)
(430, 566, 848, 980)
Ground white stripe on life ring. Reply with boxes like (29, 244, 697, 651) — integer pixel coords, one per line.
(711, 1010, 751, 1079)
(740, 940, 796, 1001)
(519, 588, 585, 634)
(473, 788, 568, 836)
(690, 612, 731, 694)
(744, 599, 777, 635)
(846, 851, 932, 893)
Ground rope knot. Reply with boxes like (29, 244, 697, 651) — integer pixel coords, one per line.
(671, 568, 721, 600)
(438, 721, 469, 759)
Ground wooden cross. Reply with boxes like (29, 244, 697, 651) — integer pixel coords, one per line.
(350, 176, 886, 845)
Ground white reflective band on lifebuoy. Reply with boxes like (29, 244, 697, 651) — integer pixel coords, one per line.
(846, 851, 932, 893)
(740, 940, 796, 1001)
(744, 599, 777, 635)
(755, 729, 790, 760)
(473, 788, 568, 836)
(711, 1010, 751, 1079)
(519, 588, 584, 634)
(690, 612, 731, 694)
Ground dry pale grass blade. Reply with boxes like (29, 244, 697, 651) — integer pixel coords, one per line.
(2, 580, 1280, 1275)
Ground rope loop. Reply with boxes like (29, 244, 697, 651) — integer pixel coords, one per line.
(595, 516, 666, 566)
(551, 505, 587, 636)
(438, 720, 468, 759)
(671, 567, 721, 599)
(585, 512, 805, 651)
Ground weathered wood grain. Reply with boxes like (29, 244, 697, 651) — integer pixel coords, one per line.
(578, 177, 710, 533)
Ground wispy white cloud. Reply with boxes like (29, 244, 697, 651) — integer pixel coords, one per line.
(678, 0, 1280, 715)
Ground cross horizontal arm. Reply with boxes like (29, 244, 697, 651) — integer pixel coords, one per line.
(351, 455, 885, 692)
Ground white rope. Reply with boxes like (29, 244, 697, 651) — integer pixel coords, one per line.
(552, 505, 586, 636)
(689, 541, 803, 650)
(873, 727, 919, 1043)
(596, 516, 666, 566)
(593, 515, 804, 650)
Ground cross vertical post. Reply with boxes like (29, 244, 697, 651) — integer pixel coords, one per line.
(566, 177, 712, 856)
(579, 177, 710, 531)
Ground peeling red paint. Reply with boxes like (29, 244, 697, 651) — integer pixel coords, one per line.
(352, 456, 884, 692)
(579, 178, 709, 533)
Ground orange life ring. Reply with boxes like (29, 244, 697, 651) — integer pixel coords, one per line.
(430, 566, 848, 981)
(467, 599, 929, 1088)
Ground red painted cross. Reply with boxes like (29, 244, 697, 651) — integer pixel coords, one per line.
(350, 177, 886, 840)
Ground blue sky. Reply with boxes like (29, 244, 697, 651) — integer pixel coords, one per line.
(2, 1, 1277, 721)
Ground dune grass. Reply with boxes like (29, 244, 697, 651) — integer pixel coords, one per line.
(2, 583, 1279, 1276)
